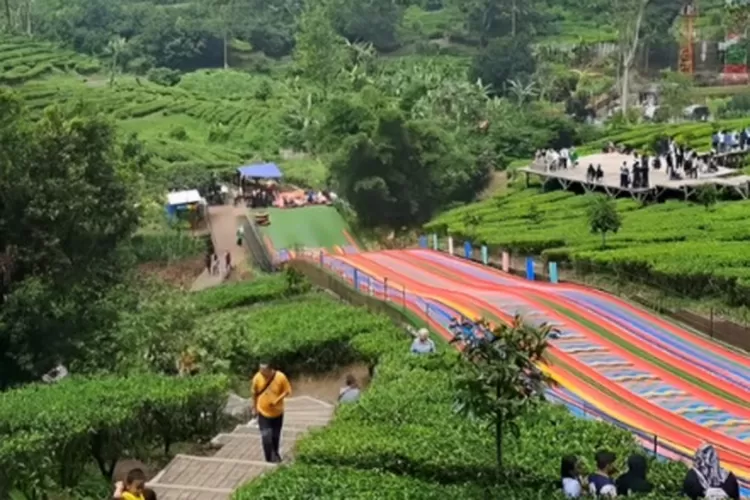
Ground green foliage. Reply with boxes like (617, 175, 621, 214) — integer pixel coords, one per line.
(453, 316, 553, 470)
(471, 36, 536, 95)
(0, 90, 139, 388)
(0, 374, 229, 496)
(128, 231, 206, 263)
(587, 195, 622, 248)
(695, 183, 719, 211)
(193, 293, 402, 376)
(147, 67, 182, 86)
(240, 325, 686, 498)
(426, 188, 750, 304)
(191, 274, 293, 312)
(330, 104, 490, 228)
(294, 1, 346, 90)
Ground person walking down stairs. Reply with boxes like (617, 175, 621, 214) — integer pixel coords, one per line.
(251, 362, 292, 463)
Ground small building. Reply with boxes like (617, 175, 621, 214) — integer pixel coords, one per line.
(165, 189, 206, 227)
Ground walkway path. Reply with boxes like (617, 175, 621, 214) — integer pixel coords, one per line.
(189, 205, 251, 291)
(147, 396, 334, 499)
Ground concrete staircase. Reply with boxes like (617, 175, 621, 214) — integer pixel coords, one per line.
(147, 396, 335, 499)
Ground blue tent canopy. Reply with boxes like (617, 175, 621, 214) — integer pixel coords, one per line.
(237, 163, 282, 179)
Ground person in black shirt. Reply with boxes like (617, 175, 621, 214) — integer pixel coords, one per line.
(615, 454, 652, 496)
(682, 444, 740, 500)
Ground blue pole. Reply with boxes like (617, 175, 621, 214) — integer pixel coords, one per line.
(549, 262, 558, 284)
(419, 236, 427, 248)
(526, 257, 535, 281)
(432, 233, 438, 250)
(481, 245, 488, 265)
(464, 241, 472, 259)
(353, 269, 359, 289)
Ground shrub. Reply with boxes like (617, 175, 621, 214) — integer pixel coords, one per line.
(128, 232, 205, 264)
(0, 374, 229, 496)
(147, 67, 182, 87)
(168, 125, 189, 141)
(191, 275, 297, 312)
(194, 294, 404, 376)
(75, 59, 101, 75)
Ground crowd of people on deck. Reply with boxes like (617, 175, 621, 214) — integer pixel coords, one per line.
(535, 147, 580, 171)
(712, 127, 750, 153)
(561, 444, 740, 499)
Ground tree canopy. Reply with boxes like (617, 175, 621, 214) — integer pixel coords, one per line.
(0, 91, 139, 388)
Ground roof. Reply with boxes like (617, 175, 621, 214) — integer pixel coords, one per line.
(237, 163, 282, 179)
(167, 189, 202, 206)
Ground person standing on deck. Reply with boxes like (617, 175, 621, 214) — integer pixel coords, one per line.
(251, 363, 292, 463)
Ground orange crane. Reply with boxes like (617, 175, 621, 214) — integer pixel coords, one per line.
(679, 1, 698, 75)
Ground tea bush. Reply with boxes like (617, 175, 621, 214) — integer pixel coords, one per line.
(426, 189, 750, 304)
(0, 374, 229, 496)
(236, 305, 687, 498)
(194, 294, 404, 376)
(191, 274, 293, 312)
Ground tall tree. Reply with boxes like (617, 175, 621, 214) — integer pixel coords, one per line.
(105, 36, 127, 87)
(330, 105, 487, 228)
(294, 1, 345, 93)
(453, 315, 553, 471)
(615, 0, 651, 115)
(458, 0, 543, 46)
(470, 36, 536, 96)
(0, 91, 139, 388)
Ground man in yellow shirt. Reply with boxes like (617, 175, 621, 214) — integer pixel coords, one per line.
(251, 362, 292, 462)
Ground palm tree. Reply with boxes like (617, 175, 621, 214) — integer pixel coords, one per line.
(105, 36, 127, 87)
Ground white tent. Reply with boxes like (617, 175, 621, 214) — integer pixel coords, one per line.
(167, 189, 202, 206)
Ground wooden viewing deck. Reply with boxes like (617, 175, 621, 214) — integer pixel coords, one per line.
(520, 152, 750, 201)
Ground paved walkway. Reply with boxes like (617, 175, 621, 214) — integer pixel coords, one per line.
(189, 205, 251, 291)
(147, 396, 335, 499)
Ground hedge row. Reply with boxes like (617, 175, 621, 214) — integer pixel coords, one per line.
(194, 294, 403, 376)
(0, 374, 229, 496)
(234, 464, 577, 499)
(236, 312, 687, 498)
(426, 190, 750, 304)
(191, 274, 293, 312)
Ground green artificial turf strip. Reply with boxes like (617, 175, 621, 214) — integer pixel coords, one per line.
(259, 206, 351, 250)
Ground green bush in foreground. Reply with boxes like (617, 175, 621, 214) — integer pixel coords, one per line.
(236, 319, 687, 498)
(0, 374, 229, 496)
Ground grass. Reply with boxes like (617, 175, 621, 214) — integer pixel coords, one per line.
(258, 206, 352, 250)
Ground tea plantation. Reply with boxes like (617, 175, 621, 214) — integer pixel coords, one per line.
(426, 189, 750, 306)
(0, 270, 690, 498)
(1, 36, 327, 189)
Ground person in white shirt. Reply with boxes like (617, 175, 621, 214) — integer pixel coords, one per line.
(560, 147, 569, 169)
(561, 455, 586, 498)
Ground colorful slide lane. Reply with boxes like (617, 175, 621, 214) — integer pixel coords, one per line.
(300, 249, 750, 495)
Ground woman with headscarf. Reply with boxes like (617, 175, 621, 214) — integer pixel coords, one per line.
(682, 444, 740, 499)
(615, 454, 652, 495)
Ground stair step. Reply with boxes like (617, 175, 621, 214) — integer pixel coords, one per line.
(149, 455, 275, 492)
(212, 431, 298, 461)
(148, 484, 230, 500)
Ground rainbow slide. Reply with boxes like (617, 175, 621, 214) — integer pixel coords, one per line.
(299, 249, 750, 496)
